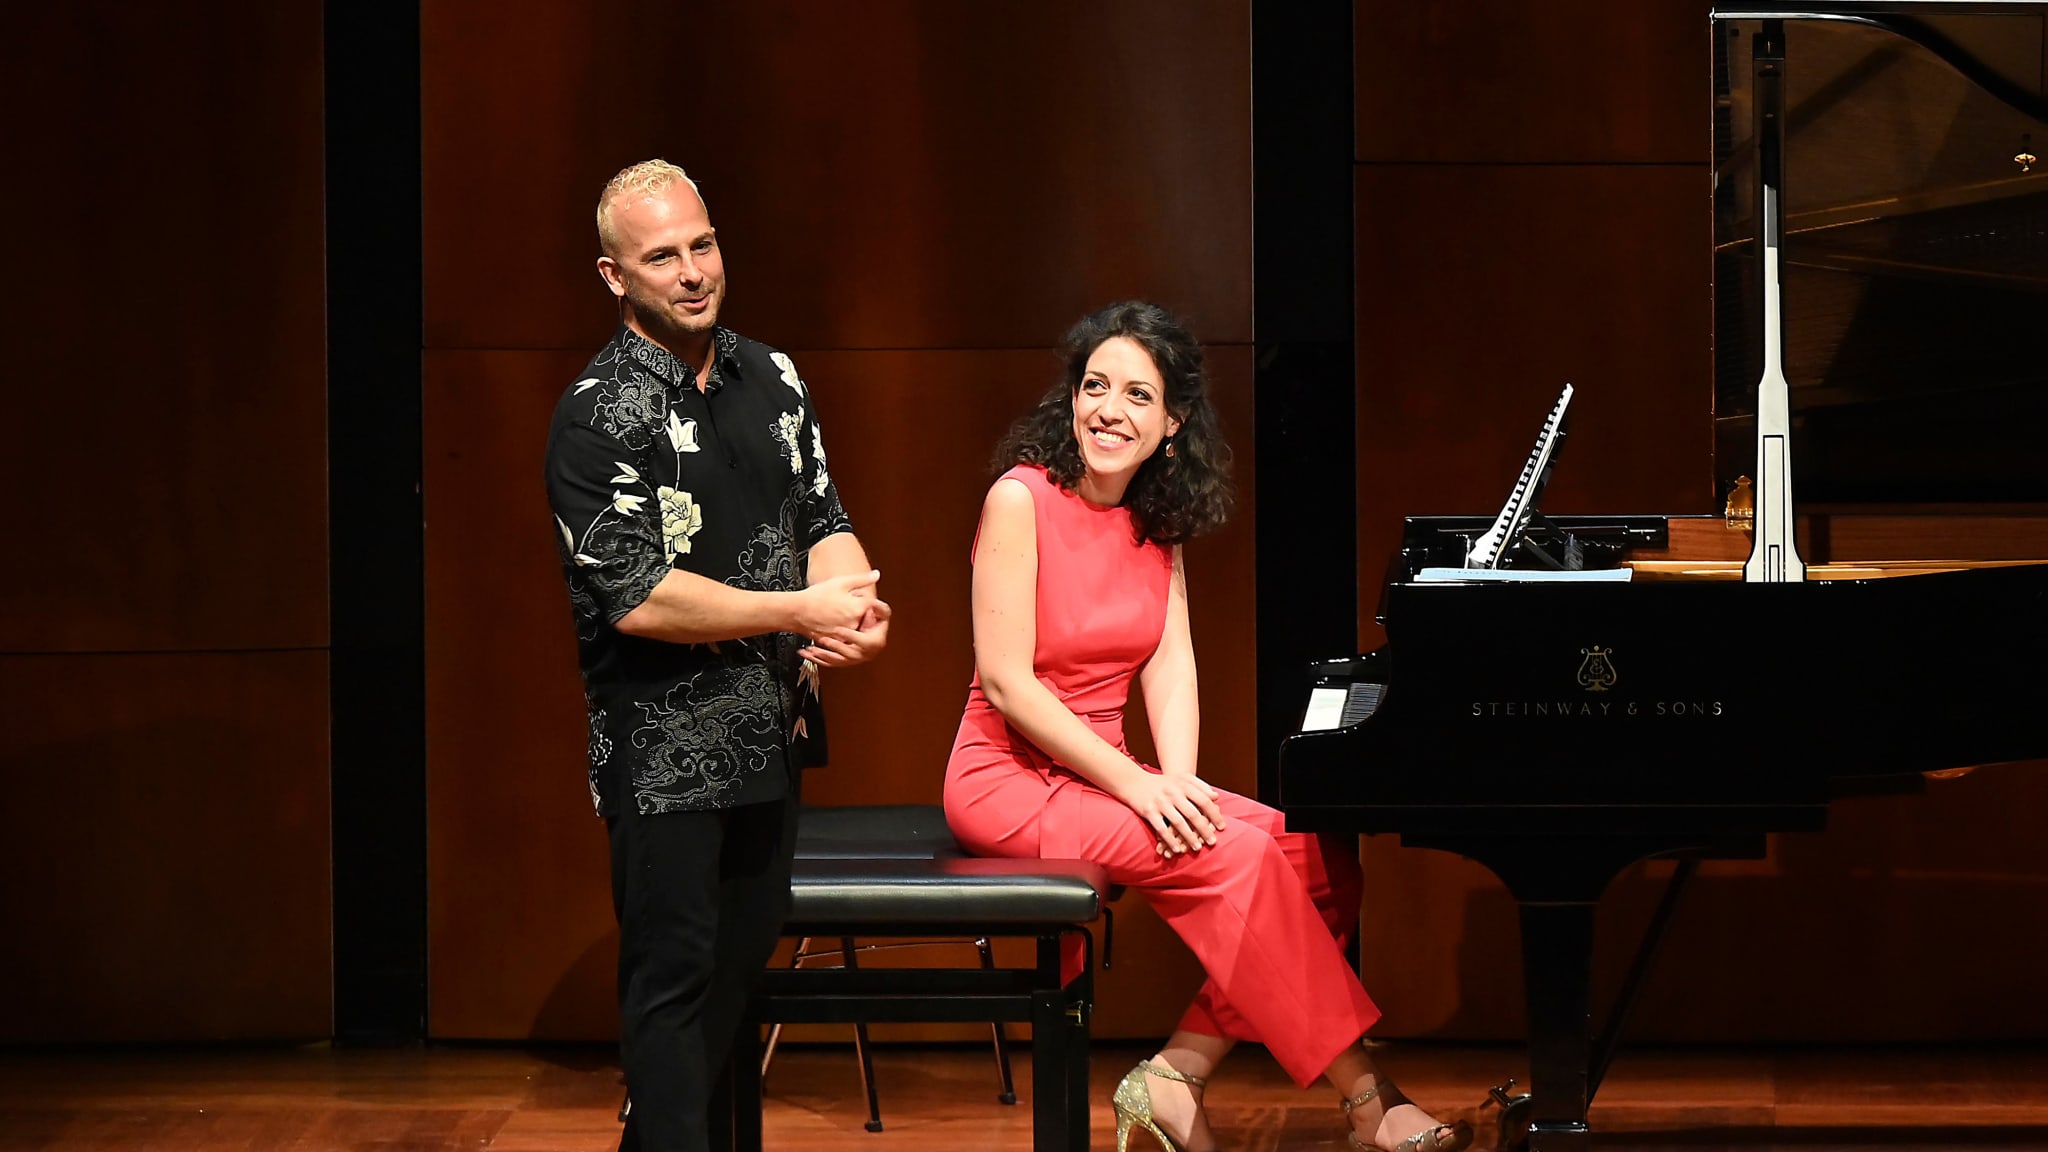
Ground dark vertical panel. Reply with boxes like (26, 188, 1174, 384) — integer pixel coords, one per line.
(0, 1, 332, 1041)
(1253, 1, 1357, 803)
(327, 0, 428, 1044)
(1355, 0, 1715, 164)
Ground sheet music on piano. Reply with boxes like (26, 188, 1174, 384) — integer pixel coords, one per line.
(1419, 383, 1630, 582)
(1416, 566, 1631, 582)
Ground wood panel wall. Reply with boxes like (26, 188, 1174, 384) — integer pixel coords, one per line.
(5, 0, 2037, 1057)
(420, 0, 1255, 1042)
(2, 0, 2036, 1058)
(1350, 0, 2048, 1043)
(0, 2, 332, 1042)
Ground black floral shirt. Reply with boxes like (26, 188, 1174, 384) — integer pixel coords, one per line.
(544, 324, 854, 816)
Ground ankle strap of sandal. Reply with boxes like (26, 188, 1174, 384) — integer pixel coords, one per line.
(1141, 1060, 1208, 1089)
(1340, 1079, 1399, 1114)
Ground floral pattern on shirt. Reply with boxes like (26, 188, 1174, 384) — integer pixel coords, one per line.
(545, 325, 854, 815)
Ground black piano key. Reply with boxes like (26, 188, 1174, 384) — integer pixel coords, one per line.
(1341, 682, 1384, 726)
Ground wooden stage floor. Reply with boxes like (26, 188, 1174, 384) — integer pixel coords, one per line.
(4, 1040, 2048, 1150)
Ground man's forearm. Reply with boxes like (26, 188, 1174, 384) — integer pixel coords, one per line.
(806, 531, 872, 585)
(615, 566, 801, 644)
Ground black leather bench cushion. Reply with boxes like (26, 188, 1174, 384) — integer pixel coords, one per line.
(795, 803, 963, 861)
(788, 856, 1108, 927)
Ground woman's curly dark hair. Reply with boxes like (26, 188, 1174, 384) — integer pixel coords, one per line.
(992, 300, 1234, 546)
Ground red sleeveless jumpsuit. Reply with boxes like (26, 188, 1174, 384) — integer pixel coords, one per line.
(943, 464, 1382, 1087)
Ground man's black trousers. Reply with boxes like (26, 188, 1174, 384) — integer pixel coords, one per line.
(607, 780, 800, 1152)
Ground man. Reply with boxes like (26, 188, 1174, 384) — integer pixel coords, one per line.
(544, 158, 890, 1152)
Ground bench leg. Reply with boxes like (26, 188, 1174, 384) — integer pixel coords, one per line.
(1063, 932, 1093, 1152)
(1030, 989, 1066, 1152)
(758, 935, 809, 1081)
(837, 937, 886, 1133)
(978, 936, 1019, 1106)
(1031, 931, 1093, 1152)
(1064, 1006, 1090, 1147)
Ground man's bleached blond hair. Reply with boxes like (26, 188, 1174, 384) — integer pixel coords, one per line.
(596, 159, 703, 257)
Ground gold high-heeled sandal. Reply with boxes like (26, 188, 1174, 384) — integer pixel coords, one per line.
(1340, 1080, 1474, 1152)
(1112, 1059, 1208, 1152)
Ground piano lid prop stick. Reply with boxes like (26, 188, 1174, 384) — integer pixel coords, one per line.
(1745, 23, 1806, 583)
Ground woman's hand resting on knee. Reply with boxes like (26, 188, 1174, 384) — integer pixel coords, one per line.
(1115, 769, 1225, 856)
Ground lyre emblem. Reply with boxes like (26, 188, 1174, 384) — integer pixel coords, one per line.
(1577, 646, 1617, 693)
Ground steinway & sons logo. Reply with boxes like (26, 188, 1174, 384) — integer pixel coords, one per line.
(1468, 645, 1725, 718)
(1576, 646, 1617, 692)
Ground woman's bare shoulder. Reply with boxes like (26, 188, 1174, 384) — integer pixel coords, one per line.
(985, 472, 1036, 513)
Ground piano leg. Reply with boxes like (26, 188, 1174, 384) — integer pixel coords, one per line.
(1408, 835, 1762, 1152)
(1517, 901, 1596, 1152)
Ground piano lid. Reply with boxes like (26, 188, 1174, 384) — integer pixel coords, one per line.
(1712, 3, 2048, 504)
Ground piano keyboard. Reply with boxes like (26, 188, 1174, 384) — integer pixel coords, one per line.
(1300, 681, 1386, 732)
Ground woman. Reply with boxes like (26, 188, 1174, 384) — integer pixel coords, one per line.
(943, 300, 1471, 1152)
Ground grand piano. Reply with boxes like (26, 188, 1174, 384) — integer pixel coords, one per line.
(1276, 5, 2048, 1150)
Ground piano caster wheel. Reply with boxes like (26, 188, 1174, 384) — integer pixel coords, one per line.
(1480, 1078, 1533, 1152)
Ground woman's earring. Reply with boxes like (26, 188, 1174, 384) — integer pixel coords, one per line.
(1164, 437, 1176, 458)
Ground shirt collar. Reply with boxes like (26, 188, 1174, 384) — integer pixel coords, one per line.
(617, 324, 742, 392)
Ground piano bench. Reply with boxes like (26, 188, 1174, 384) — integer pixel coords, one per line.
(730, 804, 1113, 1152)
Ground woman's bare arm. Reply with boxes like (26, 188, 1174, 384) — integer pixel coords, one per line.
(973, 481, 1220, 851)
